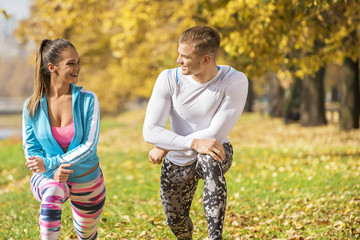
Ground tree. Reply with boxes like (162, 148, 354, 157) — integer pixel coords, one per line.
(300, 67, 327, 126)
(268, 72, 286, 118)
(339, 57, 360, 130)
(16, 0, 183, 113)
(203, 0, 359, 129)
(15, 0, 360, 128)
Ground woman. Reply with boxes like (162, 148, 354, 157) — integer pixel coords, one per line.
(22, 38, 106, 240)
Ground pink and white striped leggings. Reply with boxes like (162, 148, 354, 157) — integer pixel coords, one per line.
(30, 171, 106, 240)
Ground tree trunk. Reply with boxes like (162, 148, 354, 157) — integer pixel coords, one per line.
(300, 66, 327, 126)
(244, 78, 254, 112)
(339, 57, 360, 130)
(284, 77, 301, 123)
(268, 73, 285, 118)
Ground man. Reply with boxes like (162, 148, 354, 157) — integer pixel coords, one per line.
(143, 25, 248, 240)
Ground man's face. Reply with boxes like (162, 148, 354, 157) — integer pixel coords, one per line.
(176, 42, 202, 76)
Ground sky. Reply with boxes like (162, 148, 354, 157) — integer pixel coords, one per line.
(0, 0, 31, 20)
(0, 0, 33, 56)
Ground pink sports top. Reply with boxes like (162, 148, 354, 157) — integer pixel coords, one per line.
(51, 119, 74, 148)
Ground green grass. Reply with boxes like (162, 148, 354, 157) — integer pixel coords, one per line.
(0, 109, 359, 239)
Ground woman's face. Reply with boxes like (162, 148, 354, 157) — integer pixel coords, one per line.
(53, 47, 81, 84)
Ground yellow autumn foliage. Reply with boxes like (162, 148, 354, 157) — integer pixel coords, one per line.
(14, 0, 360, 113)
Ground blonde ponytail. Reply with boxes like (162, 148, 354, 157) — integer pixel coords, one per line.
(27, 39, 51, 117)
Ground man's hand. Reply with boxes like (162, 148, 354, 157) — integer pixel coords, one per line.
(25, 157, 46, 173)
(149, 147, 168, 164)
(53, 164, 73, 182)
(191, 138, 225, 161)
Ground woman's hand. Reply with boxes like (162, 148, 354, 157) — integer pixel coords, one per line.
(25, 157, 46, 173)
(53, 164, 73, 182)
(149, 147, 168, 164)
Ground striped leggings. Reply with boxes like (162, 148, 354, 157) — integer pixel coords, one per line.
(30, 171, 106, 240)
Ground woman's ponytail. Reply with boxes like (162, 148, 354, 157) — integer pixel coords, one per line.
(27, 39, 52, 117)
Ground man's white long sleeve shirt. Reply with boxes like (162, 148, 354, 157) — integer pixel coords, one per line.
(143, 65, 248, 166)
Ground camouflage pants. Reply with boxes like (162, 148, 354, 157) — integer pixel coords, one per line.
(160, 142, 233, 240)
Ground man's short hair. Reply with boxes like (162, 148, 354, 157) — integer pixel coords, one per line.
(179, 25, 220, 57)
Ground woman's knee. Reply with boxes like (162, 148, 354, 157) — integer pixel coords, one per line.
(41, 182, 69, 202)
